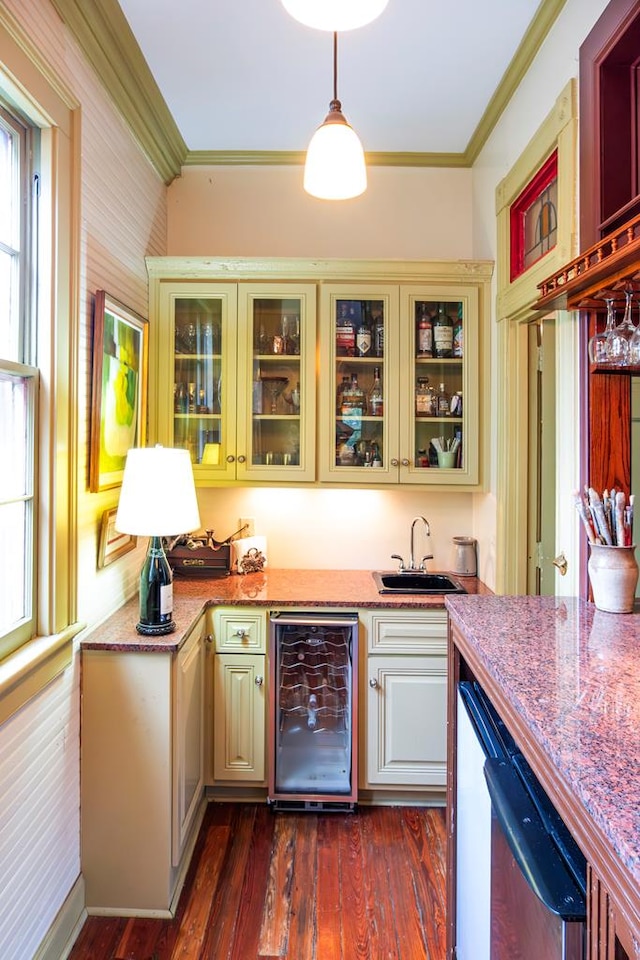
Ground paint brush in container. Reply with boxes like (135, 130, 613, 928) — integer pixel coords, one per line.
(573, 489, 597, 542)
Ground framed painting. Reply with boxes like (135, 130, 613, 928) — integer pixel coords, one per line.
(98, 506, 137, 568)
(90, 290, 148, 492)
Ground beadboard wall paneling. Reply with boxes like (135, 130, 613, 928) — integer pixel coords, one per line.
(0, 1, 167, 958)
(0, 665, 80, 960)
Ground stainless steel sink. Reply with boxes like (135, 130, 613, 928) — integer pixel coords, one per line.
(372, 571, 467, 595)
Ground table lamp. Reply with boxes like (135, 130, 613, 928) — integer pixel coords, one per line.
(115, 446, 200, 635)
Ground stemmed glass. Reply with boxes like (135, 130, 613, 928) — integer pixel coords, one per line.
(262, 376, 288, 414)
(588, 297, 617, 366)
(609, 288, 635, 365)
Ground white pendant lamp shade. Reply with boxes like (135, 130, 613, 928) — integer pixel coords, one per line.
(282, 0, 388, 31)
(304, 103, 367, 200)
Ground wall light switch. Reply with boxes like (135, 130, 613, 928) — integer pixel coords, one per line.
(239, 517, 255, 537)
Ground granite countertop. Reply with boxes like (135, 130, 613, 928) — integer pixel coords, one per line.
(82, 568, 490, 652)
(445, 593, 640, 933)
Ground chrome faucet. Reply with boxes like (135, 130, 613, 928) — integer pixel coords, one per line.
(391, 516, 433, 572)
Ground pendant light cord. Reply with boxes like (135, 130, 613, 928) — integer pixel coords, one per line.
(333, 31, 338, 103)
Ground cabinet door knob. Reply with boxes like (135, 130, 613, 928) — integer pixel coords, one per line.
(369, 677, 379, 689)
(255, 675, 264, 687)
(234, 628, 248, 639)
(237, 455, 246, 463)
(226, 454, 235, 463)
(390, 458, 399, 467)
(401, 458, 410, 467)
(205, 634, 214, 645)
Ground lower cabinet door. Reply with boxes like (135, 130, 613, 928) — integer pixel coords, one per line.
(172, 625, 205, 865)
(367, 655, 447, 787)
(213, 652, 266, 782)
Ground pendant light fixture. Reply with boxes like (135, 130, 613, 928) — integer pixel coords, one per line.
(281, 0, 388, 31)
(304, 32, 367, 200)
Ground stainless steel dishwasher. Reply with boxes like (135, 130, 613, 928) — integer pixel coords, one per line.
(268, 611, 358, 810)
(456, 680, 587, 960)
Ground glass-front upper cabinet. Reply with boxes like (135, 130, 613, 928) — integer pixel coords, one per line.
(237, 284, 316, 482)
(152, 280, 316, 484)
(319, 282, 480, 485)
(319, 284, 400, 484)
(399, 284, 480, 485)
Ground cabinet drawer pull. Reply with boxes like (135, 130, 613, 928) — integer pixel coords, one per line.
(255, 675, 264, 686)
(226, 454, 235, 463)
(234, 628, 248, 639)
(369, 677, 379, 689)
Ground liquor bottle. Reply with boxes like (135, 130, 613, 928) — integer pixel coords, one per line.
(356, 308, 372, 357)
(368, 366, 384, 416)
(453, 309, 463, 358)
(336, 374, 350, 413)
(415, 377, 433, 417)
(341, 373, 366, 416)
(371, 441, 383, 468)
(372, 303, 384, 357)
(416, 303, 433, 358)
(436, 381, 451, 416)
(336, 302, 356, 356)
(138, 537, 174, 634)
(433, 304, 454, 358)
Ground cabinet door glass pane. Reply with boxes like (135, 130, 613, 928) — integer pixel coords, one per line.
(252, 297, 303, 468)
(413, 299, 463, 470)
(173, 298, 223, 465)
(333, 298, 385, 469)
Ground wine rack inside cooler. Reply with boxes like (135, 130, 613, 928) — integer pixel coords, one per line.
(268, 612, 358, 810)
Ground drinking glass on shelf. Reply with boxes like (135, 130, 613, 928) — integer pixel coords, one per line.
(588, 297, 616, 365)
(610, 288, 636, 364)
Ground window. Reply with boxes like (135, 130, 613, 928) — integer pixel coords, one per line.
(0, 103, 39, 659)
(509, 150, 558, 282)
(0, 19, 79, 720)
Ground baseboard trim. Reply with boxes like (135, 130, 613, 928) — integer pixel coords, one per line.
(34, 875, 87, 960)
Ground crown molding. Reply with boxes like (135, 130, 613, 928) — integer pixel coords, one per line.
(464, 0, 569, 164)
(51, 0, 567, 181)
(49, 0, 187, 184)
(183, 149, 470, 168)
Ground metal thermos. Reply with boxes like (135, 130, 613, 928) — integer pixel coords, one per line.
(453, 536, 477, 577)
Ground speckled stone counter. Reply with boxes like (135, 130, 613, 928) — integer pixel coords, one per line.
(82, 568, 490, 652)
(445, 593, 640, 950)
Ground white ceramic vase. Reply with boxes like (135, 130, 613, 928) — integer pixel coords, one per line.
(588, 543, 639, 614)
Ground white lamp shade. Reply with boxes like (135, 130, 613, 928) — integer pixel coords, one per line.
(115, 446, 200, 537)
(304, 116, 367, 200)
(281, 0, 388, 31)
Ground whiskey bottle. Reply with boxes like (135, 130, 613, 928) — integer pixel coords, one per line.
(416, 303, 433, 358)
(415, 377, 433, 417)
(341, 373, 367, 416)
(368, 366, 384, 417)
(436, 382, 451, 416)
(336, 374, 350, 413)
(453, 309, 463, 358)
(433, 304, 453, 358)
(372, 302, 384, 357)
(336, 302, 356, 356)
(356, 309, 372, 357)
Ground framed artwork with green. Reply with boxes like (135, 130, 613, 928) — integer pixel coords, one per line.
(89, 290, 148, 492)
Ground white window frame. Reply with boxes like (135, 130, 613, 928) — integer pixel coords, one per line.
(0, 14, 81, 723)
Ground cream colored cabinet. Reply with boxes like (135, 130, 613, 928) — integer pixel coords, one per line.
(147, 269, 317, 484)
(361, 610, 447, 789)
(81, 619, 205, 916)
(319, 277, 486, 486)
(212, 607, 267, 783)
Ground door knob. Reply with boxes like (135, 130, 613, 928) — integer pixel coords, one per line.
(255, 675, 264, 686)
(226, 454, 235, 463)
(401, 458, 410, 466)
(237, 455, 246, 463)
(369, 677, 379, 689)
(390, 458, 399, 467)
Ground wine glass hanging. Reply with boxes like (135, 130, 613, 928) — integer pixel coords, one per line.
(588, 288, 639, 368)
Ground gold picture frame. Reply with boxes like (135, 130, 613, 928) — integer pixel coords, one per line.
(98, 507, 137, 568)
(89, 290, 148, 492)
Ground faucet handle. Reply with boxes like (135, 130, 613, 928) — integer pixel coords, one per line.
(419, 554, 434, 571)
(391, 554, 406, 571)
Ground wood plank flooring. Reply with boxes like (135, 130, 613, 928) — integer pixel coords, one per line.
(68, 802, 447, 960)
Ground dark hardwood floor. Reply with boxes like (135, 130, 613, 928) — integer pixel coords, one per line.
(69, 802, 447, 960)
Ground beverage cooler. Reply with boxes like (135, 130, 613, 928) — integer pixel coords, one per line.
(268, 612, 358, 810)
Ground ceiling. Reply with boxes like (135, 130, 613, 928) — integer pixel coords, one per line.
(115, 0, 548, 157)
